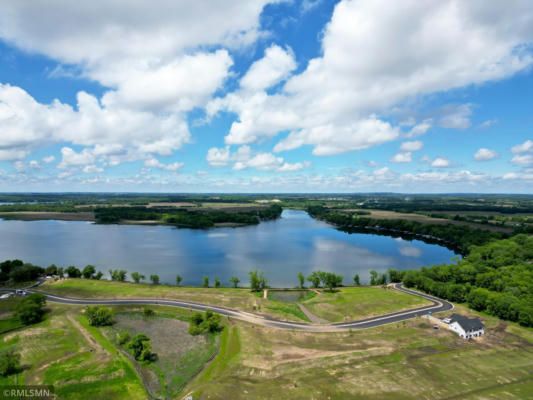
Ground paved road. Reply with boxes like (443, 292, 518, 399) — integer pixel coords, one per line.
(21, 283, 453, 332)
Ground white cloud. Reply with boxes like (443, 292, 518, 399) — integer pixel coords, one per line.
(400, 140, 423, 152)
(390, 152, 412, 163)
(144, 158, 183, 171)
(240, 45, 296, 92)
(431, 157, 451, 168)
(28, 160, 41, 168)
(42, 155, 55, 163)
(208, 0, 533, 155)
(58, 147, 96, 168)
(83, 165, 104, 174)
(478, 119, 498, 129)
(511, 140, 533, 154)
(405, 120, 432, 138)
(511, 154, 533, 165)
(474, 148, 499, 161)
(207, 145, 309, 172)
(437, 104, 472, 130)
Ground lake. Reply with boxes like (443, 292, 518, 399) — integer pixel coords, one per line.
(0, 209, 457, 287)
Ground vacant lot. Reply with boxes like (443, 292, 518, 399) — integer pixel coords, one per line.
(106, 311, 217, 398)
(187, 305, 533, 399)
(0, 304, 146, 400)
(41, 279, 437, 324)
(302, 287, 431, 322)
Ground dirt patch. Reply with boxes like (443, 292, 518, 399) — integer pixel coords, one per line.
(67, 314, 108, 356)
(296, 303, 328, 324)
(147, 202, 197, 208)
(114, 314, 206, 357)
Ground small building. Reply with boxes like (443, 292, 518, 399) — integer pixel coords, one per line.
(448, 314, 485, 339)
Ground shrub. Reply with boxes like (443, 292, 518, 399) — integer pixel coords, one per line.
(142, 307, 154, 317)
(188, 309, 223, 335)
(0, 350, 21, 377)
(128, 333, 153, 361)
(15, 293, 47, 325)
(85, 306, 114, 326)
(118, 331, 131, 345)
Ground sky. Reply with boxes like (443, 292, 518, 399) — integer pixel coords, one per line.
(0, 0, 532, 193)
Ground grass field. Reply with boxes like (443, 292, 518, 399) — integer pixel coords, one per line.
(185, 306, 533, 399)
(0, 304, 147, 400)
(302, 287, 432, 322)
(41, 279, 434, 324)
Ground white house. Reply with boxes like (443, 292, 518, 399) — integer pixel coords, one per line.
(448, 314, 485, 339)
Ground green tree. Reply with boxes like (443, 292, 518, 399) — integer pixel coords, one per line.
(128, 333, 153, 361)
(369, 270, 378, 286)
(214, 276, 221, 288)
(229, 276, 240, 288)
(131, 272, 145, 284)
(45, 264, 58, 276)
(0, 350, 21, 377)
(297, 271, 305, 288)
(82, 265, 96, 279)
(176, 274, 183, 286)
(249, 269, 267, 291)
(353, 274, 360, 286)
(15, 295, 46, 325)
(202, 276, 209, 288)
(85, 305, 114, 326)
(66, 266, 81, 278)
(57, 267, 64, 278)
(307, 271, 321, 288)
(94, 271, 103, 280)
(150, 275, 159, 285)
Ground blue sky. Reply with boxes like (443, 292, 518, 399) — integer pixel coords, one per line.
(0, 0, 532, 193)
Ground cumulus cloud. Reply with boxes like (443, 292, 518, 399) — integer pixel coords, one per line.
(400, 140, 423, 152)
(511, 140, 533, 154)
(474, 148, 499, 161)
(511, 154, 533, 165)
(207, 145, 309, 171)
(144, 158, 183, 171)
(431, 157, 452, 168)
(405, 120, 432, 138)
(390, 152, 412, 163)
(208, 0, 533, 155)
(42, 156, 55, 163)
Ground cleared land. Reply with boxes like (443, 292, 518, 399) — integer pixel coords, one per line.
(0, 304, 147, 400)
(105, 310, 218, 399)
(340, 209, 513, 233)
(302, 287, 431, 322)
(186, 305, 533, 399)
(40, 279, 434, 324)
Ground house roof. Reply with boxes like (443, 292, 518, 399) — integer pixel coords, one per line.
(450, 314, 484, 331)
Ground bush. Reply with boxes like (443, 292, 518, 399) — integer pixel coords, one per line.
(118, 331, 131, 345)
(15, 293, 46, 325)
(65, 266, 81, 278)
(128, 333, 153, 361)
(142, 307, 154, 317)
(0, 350, 21, 377)
(188, 309, 223, 335)
(85, 306, 114, 326)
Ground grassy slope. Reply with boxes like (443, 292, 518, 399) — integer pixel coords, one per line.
(185, 307, 533, 399)
(302, 287, 431, 322)
(40, 279, 432, 324)
(0, 304, 147, 400)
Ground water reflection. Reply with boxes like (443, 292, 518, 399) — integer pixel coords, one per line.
(0, 210, 457, 287)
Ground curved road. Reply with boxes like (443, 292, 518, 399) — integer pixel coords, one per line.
(21, 283, 452, 332)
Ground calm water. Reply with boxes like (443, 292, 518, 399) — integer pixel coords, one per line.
(0, 210, 457, 287)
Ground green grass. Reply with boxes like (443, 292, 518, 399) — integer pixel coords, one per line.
(265, 301, 310, 322)
(186, 314, 533, 399)
(0, 304, 147, 400)
(302, 286, 432, 322)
